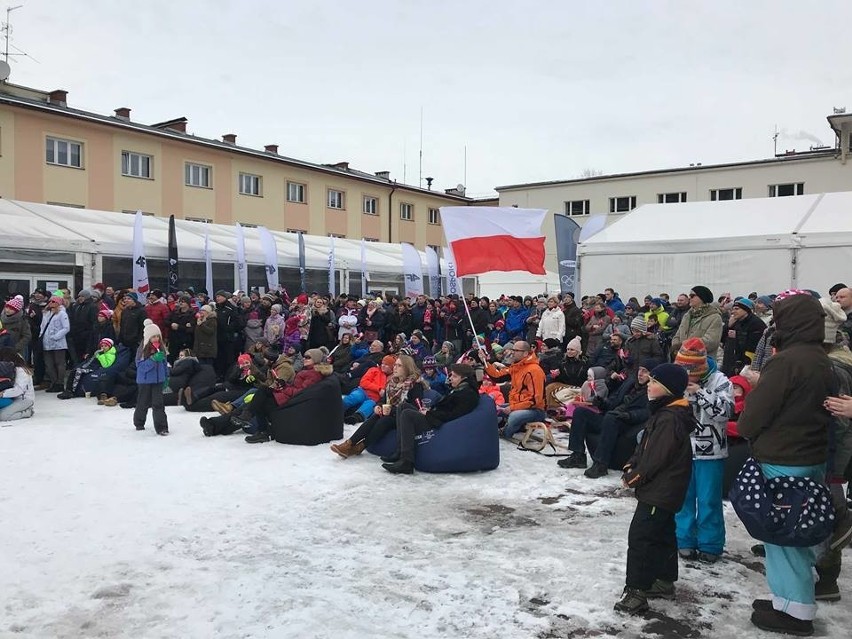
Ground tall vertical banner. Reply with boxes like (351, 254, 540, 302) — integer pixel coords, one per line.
(167, 214, 179, 294)
(298, 232, 307, 293)
(328, 235, 337, 297)
(204, 229, 214, 296)
(425, 245, 441, 298)
(132, 211, 150, 294)
(360, 238, 369, 298)
(235, 223, 248, 293)
(258, 226, 279, 293)
(401, 243, 424, 299)
(554, 214, 581, 295)
(443, 245, 460, 297)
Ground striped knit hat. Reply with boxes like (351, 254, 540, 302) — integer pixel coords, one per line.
(675, 337, 709, 382)
(630, 317, 647, 333)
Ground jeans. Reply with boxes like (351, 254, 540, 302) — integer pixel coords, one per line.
(504, 408, 547, 439)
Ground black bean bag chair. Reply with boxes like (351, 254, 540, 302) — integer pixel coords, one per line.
(586, 423, 644, 471)
(266, 375, 343, 445)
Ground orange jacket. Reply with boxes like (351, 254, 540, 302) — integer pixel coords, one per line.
(359, 366, 388, 402)
(484, 352, 545, 411)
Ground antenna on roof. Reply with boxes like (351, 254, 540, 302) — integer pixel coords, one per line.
(772, 124, 779, 156)
(2, 5, 37, 71)
(418, 106, 423, 188)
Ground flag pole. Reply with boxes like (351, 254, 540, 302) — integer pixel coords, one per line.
(461, 290, 486, 354)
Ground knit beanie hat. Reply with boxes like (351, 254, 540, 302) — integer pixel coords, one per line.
(422, 355, 437, 369)
(756, 295, 774, 309)
(271, 304, 282, 314)
(491, 343, 504, 353)
(630, 317, 647, 333)
(215, 290, 230, 299)
(142, 318, 162, 345)
(733, 298, 754, 313)
(381, 355, 397, 368)
(200, 304, 213, 313)
(98, 308, 114, 320)
(820, 299, 847, 344)
(566, 336, 582, 352)
(237, 353, 252, 368)
(99, 338, 114, 350)
(650, 363, 689, 398)
(4, 296, 23, 313)
(691, 286, 713, 305)
(303, 348, 325, 365)
(675, 337, 709, 382)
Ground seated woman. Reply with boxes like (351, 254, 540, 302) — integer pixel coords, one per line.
(381, 363, 481, 474)
(330, 353, 426, 458)
(0, 348, 35, 421)
(434, 341, 456, 367)
(407, 330, 430, 363)
(329, 333, 354, 374)
(545, 336, 589, 409)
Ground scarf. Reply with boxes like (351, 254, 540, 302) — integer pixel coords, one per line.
(385, 373, 419, 405)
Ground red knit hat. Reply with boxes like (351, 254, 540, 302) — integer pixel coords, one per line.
(675, 337, 709, 382)
(4, 296, 23, 313)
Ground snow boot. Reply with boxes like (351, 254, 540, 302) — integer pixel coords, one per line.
(199, 417, 213, 437)
(230, 409, 254, 431)
(381, 452, 400, 463)
(644, 580, 675, 600)
(57, 391, 74, 400)
(584, 461, 609, 478)
(382, 459, 414, 474)
(211, 400, 233, 415)
(156, 429, 169, 436)
(752, 599, 773, 612)
(330, 439, 355, 458)
(750, 608, 813, 636)
(829, 510, 852, 551)
(678, 549, 697, 560)
(815, 579, 840, 602)
(97, 393, 108, 405)
(613, 587, 649, 615)
(102, 397, 119, 407)
(697, 552, 720, 564)
(245, 432, 271, 443)
(557, 452, 587, 469)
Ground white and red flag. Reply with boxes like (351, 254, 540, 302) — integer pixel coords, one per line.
(439, 207, 547, 277)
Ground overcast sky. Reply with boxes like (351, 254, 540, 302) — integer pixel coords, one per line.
(7, 0, 852, 196)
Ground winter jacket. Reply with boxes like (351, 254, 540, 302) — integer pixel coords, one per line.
(643, 307, 670, 330)
(720, 312, 766, 377)
(423, 381, 480, 428)
(626, 335, 663, 371)
(358, 366, 388, 402)
(422, 369, 448, 395)
(597, 376, 650, 425)
(330, 343, 353, 374)
(243, 316, 264, 351)
(623, 398, 697, 513)
(135, 345, 169, 385)
(589, 342, 619, 369)
(1, 309, 31, 354)
(358, 307, 386, 339)
(737, 294, 835, 466)
(483, 352, 545, 411)
(90, 320, 116, 357)
(69, 299, 98, 351)
(40, 307, 70, 351)
(271, 363, 334, 407)
(537, 308, 566, 342)
(584, 312, 611, 355)
(264, 313, 287, 347)
(828, 348, 852, 479)
(606, 296, 626, 314)
(468, 307, 490, 337)
(555, 356, 589, 387)
(504, 307, 530, 340)
(118, 305, 147, 350)
(563, 303, 584, 342)
(95, 346, 117, 369)
(672, 304, 723, 355)
(337, 308, 359, 340)
(308, 308, 335, 349)
(194, 315, 218, 359)
(26, 299, 47, 341)
(686, 368, 733, 460)
(168, 308, 196, 351)
(0, 366, 35, 403)
(145, 299, 171, 341)
(215, 300, 244, 343)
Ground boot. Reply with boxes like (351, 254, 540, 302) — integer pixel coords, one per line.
(230, 409, 253, 431)
(644, 579, 675, 600)
(382, 459, 414, 474)
(678, 549, 697, 560)
(57, 391, 74, 400)
(697, 552, 720, 564)
(613, 587, 649, 615)
(750, 608, 813, 636)
(97, 393, 108, 405)
(815, 579, 840, 602)
(102, 397, 119, 407)
(245, 432, 271, 444)
(211, 400, 233, 415)
(350, 441, 366, 456)
(381, 452, 400, 463)
(829, 510, 852, 551)
(557, 452, 587, 469)
(330, 439, 354, 458)
(177, 387, 185, 407)
(184, 387, 193, 406)
(752, 599, 773, 612)
(199, 417, 213, 437)
(46, 384, 63, 393)
(343, 413, 363, 425)
(584, 461, 609, 479)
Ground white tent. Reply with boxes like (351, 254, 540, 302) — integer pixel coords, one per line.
(477, 270, 560, 299)
(577, 192, 852, 298)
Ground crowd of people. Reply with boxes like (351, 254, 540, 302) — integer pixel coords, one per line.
(4, 279, 852, 636)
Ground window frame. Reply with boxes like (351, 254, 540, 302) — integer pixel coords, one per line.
(400, 202, 414, 221)
(768, 183, 804, 197)
(564, 199, 591, 216)
(710, 187, 743, 201)
(327, 188, 345, 210)
(121, 150, 153, 179)
(185, 162, 212, 188)
(185, 216, 213, 223)
(657, 192, 687, 204)
(608, 195, 637, 213)
(363, 195, 378, 215)
(238, 172, 262, 197)
(427, 207, 440, 225)
(286, 181, 307, 204)
(46, 136, 83, 169)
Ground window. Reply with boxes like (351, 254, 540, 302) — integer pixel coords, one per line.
(327, 189, 345, 209)
(286, 227, 307, 234)
(46, 136, 83, 168)
(121, 209, 154, 216)
(328, 232, 346, 239)
(48, 201, 85, 208)
(239, 222, 258, 228)
(710, 188, 742, 201)
(121, 151, 153, 179)
(427, 244, 440, 254)
(769, 183, 804, 197)
(363, 237, 380, 242)
(564, 200, 590, 216)
(609, 196, 637, 213)
(400, 202, 414, 220)
(239, 173, 262, 196)
(428, 208, 440, 225)
(363, 196, 378, 215)
(185, 162, 212, 188)
(657, 192, 687, 204)
(185, 216, 212, 223)
(287, 181, 306, 203)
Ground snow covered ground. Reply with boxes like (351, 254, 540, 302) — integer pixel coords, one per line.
(1, 395, 851, 639)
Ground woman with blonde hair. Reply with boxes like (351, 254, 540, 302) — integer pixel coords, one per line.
(331, 353, 427, 458)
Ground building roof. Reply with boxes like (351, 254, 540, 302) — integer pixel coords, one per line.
(495, 149, 839, 192)
(0, 82, 472, 203)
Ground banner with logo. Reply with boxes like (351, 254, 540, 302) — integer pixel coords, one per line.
(167, 214, 179, 294)
(554, 214, 581, 295)
(401, 243, 424, 299)
(132, 211, 150, 294)
(443, 245, 460, 297)
(259, 226, 278, 293)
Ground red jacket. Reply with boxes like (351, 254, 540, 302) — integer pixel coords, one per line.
(146, 300, 171, 341)
(271, 363, 332, 407)
(359, 366, 388, 402)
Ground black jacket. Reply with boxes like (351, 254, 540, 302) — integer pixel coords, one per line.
(168, 308, 196, 350)
(555, 356, 589, 386)
(118, 305, 147, 349)
(563, 304, 585, 342)
(598, 376, 650, 425)
(216, 301, 244, 343)
(589, 342, 619, 369)
(721, 312, 766, 377)
(623, 398, 696, 513)
(424, 382, 480, 428)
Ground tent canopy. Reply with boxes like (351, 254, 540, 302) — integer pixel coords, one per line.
(577, 192, 852, 298)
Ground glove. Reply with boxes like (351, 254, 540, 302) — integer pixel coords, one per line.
(245, 374, 256, 384)
(151, 351, 165, 363)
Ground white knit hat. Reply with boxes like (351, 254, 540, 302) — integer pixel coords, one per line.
(142, 318, 162, 345)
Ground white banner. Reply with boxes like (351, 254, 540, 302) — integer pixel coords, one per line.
(360, 238, 369, 298)
(235, 223, 248, 293)
(401, 242, 424, 299)
(132, 211, 150, 294)
(443, 245, 460, 297)
(258, 226, 279, 293)
(204, 229, 214, 297)
(328, 235, 336, 298)
(425, 245, 440, 298)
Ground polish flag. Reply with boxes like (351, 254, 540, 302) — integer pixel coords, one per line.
(440, 207, 548, 277)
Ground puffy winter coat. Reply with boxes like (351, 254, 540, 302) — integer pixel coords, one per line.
(537, 308, 566, 342)
(1, 309, 31, 354)
(194, 315, 218, 359)
(672, 304, 724, 356)
(145, 299, 171, 341)
(686, 369, 733, 460)
(483, 352, 545, 411)
(271, 363, 334, 407)
(40, 307, 70, 351)
(358, 365, 388, 402)
(136, 346, 169, 385)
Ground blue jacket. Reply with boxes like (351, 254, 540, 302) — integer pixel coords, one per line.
(423, 369, 448, 395)
(40, 307, 71, 351)
(606, 296, 626, 313)
(504, 307, 530, 339)
(136, 346, 169, 385)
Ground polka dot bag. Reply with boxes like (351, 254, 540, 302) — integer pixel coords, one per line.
(729, 457, 835, 547)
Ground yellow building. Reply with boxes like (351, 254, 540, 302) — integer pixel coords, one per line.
(0, 81, 477, 251)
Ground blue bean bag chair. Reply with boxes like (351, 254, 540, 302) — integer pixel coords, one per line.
(368, 394, 499, 473)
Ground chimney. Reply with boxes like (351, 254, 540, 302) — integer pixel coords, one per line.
(264, 144, 278, 154)
(152, 117, 188, 133)
(375, 170, 390, 180)
(425, 177, 433, 190)
(48, 89, 68, 107)
(114, 107, 131, 121)
(222, 133, 237, 145)
(332, 161, 349, 171)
